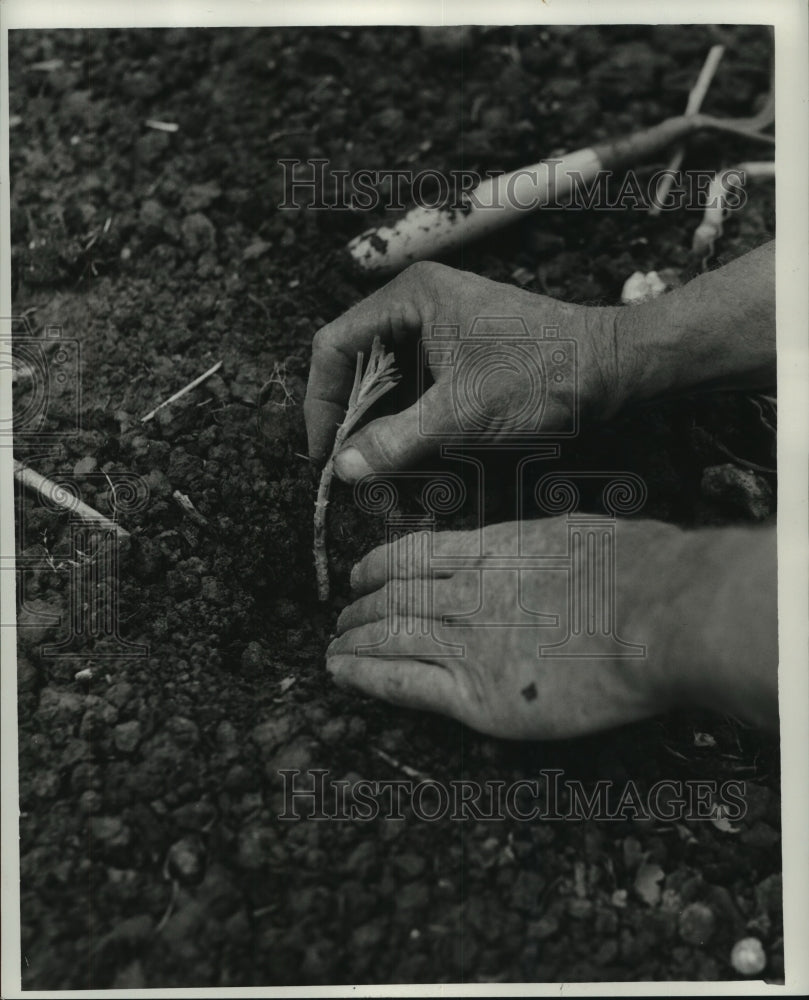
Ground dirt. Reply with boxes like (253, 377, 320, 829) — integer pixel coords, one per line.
(9, 25, 780, 988)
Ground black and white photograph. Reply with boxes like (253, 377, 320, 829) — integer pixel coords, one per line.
(1, 0, 806, 994)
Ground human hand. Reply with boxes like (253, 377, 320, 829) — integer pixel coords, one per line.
(327, 516, 683, 739)
(304, 262, 625, 482)
(305, 245, 775, 482)
(326, 517, 778, 739)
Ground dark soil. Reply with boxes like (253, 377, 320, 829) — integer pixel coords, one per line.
(10, 25, 780, 988)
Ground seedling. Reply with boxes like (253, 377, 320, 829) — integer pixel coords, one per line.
(313, 337, 399, 601)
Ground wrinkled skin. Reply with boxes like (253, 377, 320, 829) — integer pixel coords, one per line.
(328, 517, 691, 740)
(309, 249, 778, 738)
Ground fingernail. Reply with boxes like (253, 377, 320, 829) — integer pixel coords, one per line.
(334, 447, 372, 483)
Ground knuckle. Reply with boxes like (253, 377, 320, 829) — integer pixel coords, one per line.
(391, 577, 413, 613)
(350, 557, 368, 590)
(310, 325, 334, 355)
(396, 261, 445, 312)
(403, 259, 441, 284)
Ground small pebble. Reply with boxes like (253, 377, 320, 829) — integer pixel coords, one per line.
(165, 835, 206, 885)
(679, 901, 716, 945)
(73, 455, 98, 476)
(113, 719, 142, 753)
(621, 270, 667, 304)
(730, 936, 767, 976)
(531, 914, 559, 939)
(181, 212, 216, 256)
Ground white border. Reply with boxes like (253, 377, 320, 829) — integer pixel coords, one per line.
(1, 1, 806, 998)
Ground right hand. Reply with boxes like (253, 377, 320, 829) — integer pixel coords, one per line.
(304, 262, 625, 482)
(326, 516, 779, 737)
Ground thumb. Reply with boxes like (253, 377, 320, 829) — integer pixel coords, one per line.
(333, 384, 453, 482)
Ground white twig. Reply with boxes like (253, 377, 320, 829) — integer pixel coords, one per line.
(145, 119, 179, 133)
(13, 459, 130, 538)
(692, 161, 774, 258)
(141, 360, 222, 423)
(649, 45, 725, 217)
(172, 489, 209, 528)
(372, 746, 433, 782)
(685, 45, 727, 116)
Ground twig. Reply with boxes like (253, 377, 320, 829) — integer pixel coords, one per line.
(172, 490, 210, 528)
(692, 161, 774, 260)
(268, 128, 313, 143)
(31, 59, 64, 72)
(13, 459, 130, 538)
(145, 119, 179, 133)
(712, 439, 776, 476)
(649, 45, 725, 217)
(155, 879, 179, 933)
(371, 746, 433, 782)
(313, 337, 399, 601)
(349, 100, 774, 274)
(750, 393, 777, 436)
(141, 360, 222, 423)
(246, 293, 271, 320)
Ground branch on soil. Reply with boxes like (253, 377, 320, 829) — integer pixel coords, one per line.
(649, 44, 725, 217)
(348, 63, 775, 274)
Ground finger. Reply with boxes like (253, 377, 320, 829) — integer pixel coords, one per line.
(303, 271, 430, 465)
(333, 383, 454, 483)
(303, 336, 357, 465)
(337, 576, 456, 633)
(327, 653, 459, 718)
(336, 587, 387, 634)
(350, 530, 466, 596)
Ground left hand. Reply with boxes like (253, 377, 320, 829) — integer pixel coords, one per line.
(327, 516, 690, 740)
